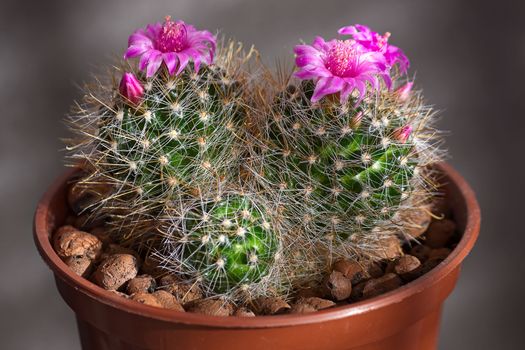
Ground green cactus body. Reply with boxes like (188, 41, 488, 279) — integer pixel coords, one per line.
(97, 65, 242, 206)
(261, 81, 423, 238)
(162, 194, 279, 295)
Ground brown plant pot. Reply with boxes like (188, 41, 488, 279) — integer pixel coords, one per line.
(33, 163, 480, 350)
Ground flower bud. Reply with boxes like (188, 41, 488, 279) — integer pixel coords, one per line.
(394, 125, 413, 143)
(396, 82, 413, 102)
(119, 72, 144, 105)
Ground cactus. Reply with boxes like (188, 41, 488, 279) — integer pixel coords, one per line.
(248, 26, 440, 262)
(67, 43, 253, 216)
(156, 193, 281, 297)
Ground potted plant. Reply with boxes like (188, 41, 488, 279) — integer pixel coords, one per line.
(34, 17, 480, 350)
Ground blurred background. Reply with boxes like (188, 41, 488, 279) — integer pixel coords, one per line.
(1, 0, 523, 349)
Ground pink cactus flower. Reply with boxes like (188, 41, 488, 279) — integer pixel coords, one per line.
(124, 16, 216, 77)
(396, 81, 413, 101)
(294, 36, 389, 103)
(119, 72, 144, 105)
(338, 24, 409, 74)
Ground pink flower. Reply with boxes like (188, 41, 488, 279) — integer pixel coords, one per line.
(124, 16, 216, 78)
(294, 36, 389, 103)
(396, 81, 413, 101)
(338, 24, 409, 74)
(119, 72, 144, 105)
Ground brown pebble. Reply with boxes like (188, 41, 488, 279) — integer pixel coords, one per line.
(253, 297, 291, 315)
(89, 227, 113, 245)
(127, 275, 156, 294)
(362, 273, 402, 299)
(428, 248, 452, 262)
(376, 236, 403, 259)
(141, 254, 164, 277)
(425, 219, 456, 248)
(395, 255, 421, 275)
(367, 262, 384, 278)
(186, 299, 233, 316)
(152, 290, 185, 311)
(93, 254, 139, 290)
(324, 271, 352, 301)
(394, 255, 421, 282)
(408, 258, 443, 280)
(290, 297, 336, 314)
(53, 225, 102, 260)
(384, 260, 396, 274)
(350, 281, 367, 302)
(234, 307, 256, 317)
(400, 207, 432, 238)
(64, 255, 93, 278)
(159, 275, 203, 304)
(130, 292, 162, 307)
(333, 259, 365, 284)
(409, 244, 432, 262)
(294, 285, 324, 299)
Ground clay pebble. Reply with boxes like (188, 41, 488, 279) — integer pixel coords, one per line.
(127, 275, 157, 294)
(152, 290, 185, 311)
(93, 254, 139, 291)
(186, 299, 233, 316)
(290, 297, 336, 314)
(53, 225, 102, 260)
(253, 297, 291, 315)
(323, 270, 353, 301)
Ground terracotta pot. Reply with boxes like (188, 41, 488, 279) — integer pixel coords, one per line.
(34, 163, 480, 350)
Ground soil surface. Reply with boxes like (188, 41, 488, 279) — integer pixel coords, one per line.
(52, 185, 459, 316)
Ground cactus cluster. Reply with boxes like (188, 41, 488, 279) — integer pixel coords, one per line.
(248, 77, 439, 262)
(66, 18, 441, 303)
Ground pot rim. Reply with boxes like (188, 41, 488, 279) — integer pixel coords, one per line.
(33, 162, 480, 329)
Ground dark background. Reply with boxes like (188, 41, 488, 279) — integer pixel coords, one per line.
(1, 0, 523, 349)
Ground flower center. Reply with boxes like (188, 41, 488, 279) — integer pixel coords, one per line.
(157, 16, 187, 52)
(325, 40, 360, 77)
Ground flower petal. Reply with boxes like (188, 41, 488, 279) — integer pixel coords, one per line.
(340, 81, 355, 102)
(128, 31, 153, 47)
(176, 53, 190, 75)
(355, 79, 366, 100)
(295, 53, 324, 68)
(163, 52, 179, 75)
(312, 36, 329, 51)
(124, 44, 149, 59)
(294, 65, 332, 80)
(294, 44, 321, 57)
(311, 76, 344, 102)
(337, 25, 358, 36)
(146, 51, 163, 77)
(138, 50, 155, 70)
